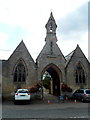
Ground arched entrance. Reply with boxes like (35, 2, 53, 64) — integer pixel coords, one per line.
(41, 64, 62, 96)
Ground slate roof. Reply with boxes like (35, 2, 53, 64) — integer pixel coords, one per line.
(65, 50, 75, 65)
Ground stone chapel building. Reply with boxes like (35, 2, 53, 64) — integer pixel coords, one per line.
(2, 12, 90, 98)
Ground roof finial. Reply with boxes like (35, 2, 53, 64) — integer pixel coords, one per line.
(50, 9, 53, 16)
(21, 39, 24, 43)
(50, 9, 52, 13)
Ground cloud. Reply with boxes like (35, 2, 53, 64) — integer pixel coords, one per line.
(56, 3, 88, 58)
(0, 32, 8, 44)
(58, 31, 88, 57)
(0, 0, 88, 27)
(57, 3, 88, 35)
(0, 0, 89, 60)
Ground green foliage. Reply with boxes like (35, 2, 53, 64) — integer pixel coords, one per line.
(43, 73, 52, 89)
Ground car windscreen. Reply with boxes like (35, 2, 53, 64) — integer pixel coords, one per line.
(17, 91, 30, 93)
(86, 90, 90, 94)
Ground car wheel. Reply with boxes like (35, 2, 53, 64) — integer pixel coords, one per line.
(14, 100, 17, 104)
(27, 100, 30, 104)
(81, 98, 84, 102)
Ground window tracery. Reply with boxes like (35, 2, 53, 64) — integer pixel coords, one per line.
(75, 63, 86, 84)
(14, 60, 26, 82)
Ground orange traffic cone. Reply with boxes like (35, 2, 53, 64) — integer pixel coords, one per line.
(74, 99, 77, 103)
(66, 96, 68, 101)
(48, 100, 51, 104)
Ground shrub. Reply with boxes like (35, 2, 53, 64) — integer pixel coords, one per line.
(30, 82, 42, 93)
(61, 83, 72, 92)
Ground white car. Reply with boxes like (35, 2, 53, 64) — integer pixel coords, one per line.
(14, 89, 31, 104)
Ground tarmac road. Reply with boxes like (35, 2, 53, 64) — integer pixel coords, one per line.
(2, 100, 89, 119)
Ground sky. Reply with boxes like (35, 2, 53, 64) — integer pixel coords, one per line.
(0, 0, 89, 62)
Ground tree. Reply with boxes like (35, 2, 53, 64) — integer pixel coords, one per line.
(43, 71, 52, 89)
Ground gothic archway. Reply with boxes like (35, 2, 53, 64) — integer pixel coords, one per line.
(41, 63, 62, 96)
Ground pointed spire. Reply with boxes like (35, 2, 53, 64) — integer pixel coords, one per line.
(76, 44, 79, 48)
(45, 12, 57, 34)
(21, 39, 23, 42)
(49, 12, 54, 21)
(76, 44, 81, 51)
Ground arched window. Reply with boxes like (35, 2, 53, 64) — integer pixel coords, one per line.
(14, 60, 26, 82)
(75, 63, 86, 84)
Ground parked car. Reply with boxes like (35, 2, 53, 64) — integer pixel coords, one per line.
(72, 89, 90, 102)
(14, 89, 31, 104)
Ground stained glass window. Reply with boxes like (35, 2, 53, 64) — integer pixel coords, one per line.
(75, 63, 86, 84)
(14, 60, 26, 82)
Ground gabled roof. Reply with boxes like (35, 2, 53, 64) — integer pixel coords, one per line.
(36, 12, 66, 62)
(8, 40, 35, 63)
(36, 42, 66, 62)
(65, 50, 75, 64)
(65, 44, 90, 68)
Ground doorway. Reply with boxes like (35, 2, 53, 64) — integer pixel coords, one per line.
(42, 64, 61, 96)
